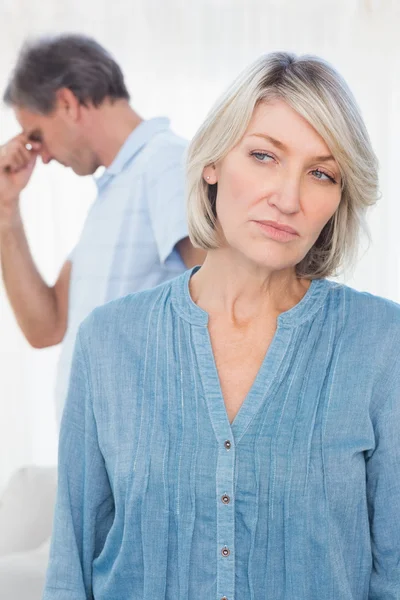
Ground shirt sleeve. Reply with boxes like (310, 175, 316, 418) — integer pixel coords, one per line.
(67, 245, 76, 265)
(366, 383, 400, 599)
(146, 142, 189, 264)
(42, 327, 114, 600)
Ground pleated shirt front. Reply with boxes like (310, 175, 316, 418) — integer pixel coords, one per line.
(43, 268, 400, 600)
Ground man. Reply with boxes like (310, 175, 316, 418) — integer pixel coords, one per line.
(0, 34, 204, 422)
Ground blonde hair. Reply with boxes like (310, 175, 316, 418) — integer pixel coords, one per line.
(186, 52, 379, 279)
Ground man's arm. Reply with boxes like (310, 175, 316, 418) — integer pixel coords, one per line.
(146, 139, 206, 270)
(1, 229, 71, 348)
(176, 236, 206, 269)
(0, 135, 70, 348)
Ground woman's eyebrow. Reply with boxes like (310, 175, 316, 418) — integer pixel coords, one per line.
(248, 133, 288, 151)
(247, 132, 335, 162)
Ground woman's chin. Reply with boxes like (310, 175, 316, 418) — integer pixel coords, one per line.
(236, 245, 301, 273)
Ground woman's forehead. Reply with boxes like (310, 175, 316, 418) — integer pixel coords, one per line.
(243, 99, 332, 157)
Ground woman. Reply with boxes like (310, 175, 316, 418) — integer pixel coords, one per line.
(43, 53, 400, 599)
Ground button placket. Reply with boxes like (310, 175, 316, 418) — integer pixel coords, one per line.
(191, 324, 237, 598)
(217, 437, 235, 600)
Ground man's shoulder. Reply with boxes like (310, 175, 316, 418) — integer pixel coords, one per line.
(145, 128, 188, 167)
(151, 127, 188, 151)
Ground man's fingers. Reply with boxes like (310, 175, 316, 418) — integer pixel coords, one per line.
(0, 145, 8, 162)
(0, 139, 37, 171)
(2, 156, 29, 174)
(3, 155, 20, 172)
(3, 161, 20, 174)
(18, 146, 32, 166)
(15, 148, 28, 170)
(29, 141, 41, 152)
(9, 148, 24, 170)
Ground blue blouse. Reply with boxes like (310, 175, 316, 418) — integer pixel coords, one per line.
(43, 267, 400, 600)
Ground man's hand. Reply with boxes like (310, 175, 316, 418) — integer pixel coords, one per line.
(0, 134, 39, 232)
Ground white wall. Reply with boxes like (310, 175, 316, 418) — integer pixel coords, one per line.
(0, 0, 399, 486)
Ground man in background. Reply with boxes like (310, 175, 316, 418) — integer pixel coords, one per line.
(0, 34, 204, 424)
(0, 35, 204, 599)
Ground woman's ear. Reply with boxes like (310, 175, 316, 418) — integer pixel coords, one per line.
(202, 164, 217, 184)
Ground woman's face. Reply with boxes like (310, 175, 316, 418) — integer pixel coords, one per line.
(203, 99, 342, 272)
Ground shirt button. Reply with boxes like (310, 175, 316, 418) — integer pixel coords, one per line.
(221, 546, 230, 557)
(221, 494, 230, 504)
(224, 440, 231, 450)
(221, 597, 228, 600)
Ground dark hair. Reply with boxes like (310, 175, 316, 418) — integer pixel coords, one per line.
(3, 34, 130, 113)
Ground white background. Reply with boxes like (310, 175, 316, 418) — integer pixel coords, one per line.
(0, 0, 399, 487)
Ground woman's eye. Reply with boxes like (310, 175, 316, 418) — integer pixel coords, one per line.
(251, 151, 274, 163)
(312, 169, 336, 184)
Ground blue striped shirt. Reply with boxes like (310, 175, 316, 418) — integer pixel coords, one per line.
(44, 268, 400, 599)
(55, 118, 188, 422)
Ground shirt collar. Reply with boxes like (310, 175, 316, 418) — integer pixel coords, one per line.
(171, 266, 334, 328)
(94, 117, 170, 189)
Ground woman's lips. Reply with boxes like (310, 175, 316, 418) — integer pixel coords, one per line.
(253, 220, 300, 242)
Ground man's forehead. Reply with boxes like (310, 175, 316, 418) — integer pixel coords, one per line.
(14, 107, 43, 138)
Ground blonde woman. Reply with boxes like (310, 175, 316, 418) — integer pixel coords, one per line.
(43, 53, 400, 600)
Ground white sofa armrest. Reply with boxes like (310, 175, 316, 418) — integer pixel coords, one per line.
(0, 466, 57, 556)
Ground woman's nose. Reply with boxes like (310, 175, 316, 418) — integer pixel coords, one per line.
(268, 175, 301, 214)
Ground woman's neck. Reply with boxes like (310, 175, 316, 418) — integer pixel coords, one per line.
(189, 248, 310, 324)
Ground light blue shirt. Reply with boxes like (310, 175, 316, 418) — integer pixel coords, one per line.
(55, 118, 188, 422)
(44, 268, 400, 599)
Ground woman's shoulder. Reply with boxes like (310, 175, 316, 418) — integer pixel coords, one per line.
(328, 280, 400, 327)
(77, 276, 179, 345)
(325, 282, 400, 396)
(329, 282, 400, 318)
